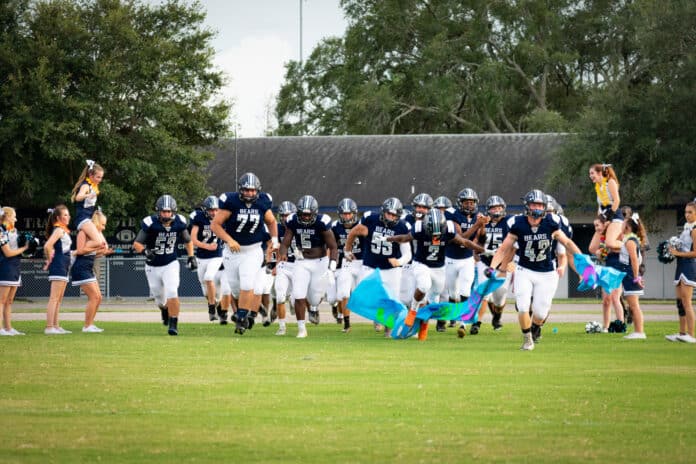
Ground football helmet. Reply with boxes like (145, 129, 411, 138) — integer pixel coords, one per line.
(297, 195, 319, 226)
(156, 194, 177, 224)
(380, 197, 403, 227)
(337, 198, 358, 226)
(433, 196, 452, 210)
(238, 172, 261, 202)
(486, 195, 507, 219)
(523, 189, 547, 218)
(202, 195, 219, 218)
(545, 194, 564, 216)
(411, 193, 433, 219)
(278, 201, 297, 216)
(457, 188, 479, 215)
(423, 208, 446, 238)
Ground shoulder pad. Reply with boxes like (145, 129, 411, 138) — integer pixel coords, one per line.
(320, 214, 332, 226)
(331, 219, 339, 228)
(189, 210, 197, 220)
(143, 216, 154, 227)
(177, 214, 188, 225)
(446, 207, 457, 214)
(219, 192, 229, 203)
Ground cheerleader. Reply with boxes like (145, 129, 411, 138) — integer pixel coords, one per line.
(666, 201, 696, 343)
(72, 210, 113, 333)
(0, 207, 30, 336)
(589, 163, 624, 251)
(43, 205, 73, 334)
(621, 214, 647, 339)
(70, 159, 106, 249)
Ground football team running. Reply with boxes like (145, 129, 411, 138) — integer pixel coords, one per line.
(1, 160, 695, 349)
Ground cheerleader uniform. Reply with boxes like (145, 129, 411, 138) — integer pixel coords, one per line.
(618, 233, 643, 296)
(674, 223, 696, 287)
(74, 179, 99, 230)
(48, 227, 72, 282)
(595, 178, 624, 223)
(71, 251, 97, 286)
(0, 225, 22, 286)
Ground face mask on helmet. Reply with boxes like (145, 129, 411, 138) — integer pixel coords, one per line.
(458, 188, 479, 215)
(380, 198, 403, 227)
(238, 173, 261, 202)
(202, 196, 219, 219)
(523, 190, 547, 219)
(337, 198, 358, 226)
(411, 193, 433, 218)
(156, 195, 177, 224)
(486, 195, 506, 219)
(297, 195, 318, 226)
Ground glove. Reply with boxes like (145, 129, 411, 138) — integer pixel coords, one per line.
(600, 208, 615, 222)
(187, 255, 198, 271)
(481, 248, 495, 257)
(144, 249, 155, 265)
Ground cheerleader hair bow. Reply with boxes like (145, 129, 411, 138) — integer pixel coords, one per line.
(86, 159, 95, 170)
(631, 213, 640, 222)
(47, 208, 55, 214)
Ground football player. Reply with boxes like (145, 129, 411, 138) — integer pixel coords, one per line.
(399, 193, 433, 309)
(490, 189, 583, 351)
(133, 195, 195, 336)
(388, 208, 483, 340)
(273, 201, 298, 336)
(474, 195, 512, 334)
(344, 197, 412, 337)
(331, 198, 364, 333)
(190, 196, 223, 321)
(210, 173, 278, 335)
(443, 188, 489, 333)
(279, 195, 338, 338)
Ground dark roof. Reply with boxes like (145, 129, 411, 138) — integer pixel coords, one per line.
(206, 134, 569, 211)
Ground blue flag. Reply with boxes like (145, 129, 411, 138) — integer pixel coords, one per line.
(573, 253, 625, 294)
(347, 269, 407, 329)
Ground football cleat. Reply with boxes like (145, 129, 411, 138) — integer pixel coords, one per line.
(457, 325, 467, 338)
(436, 320, 446, 332)
(158, 305, 169, 326)
(470, 321, 481, 335)
(167, 317, 178, 336)
(308, 310, 320, 325)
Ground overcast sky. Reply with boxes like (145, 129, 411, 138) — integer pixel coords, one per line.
(183, 0, 348, 137)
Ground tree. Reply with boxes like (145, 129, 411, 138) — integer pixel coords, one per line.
(0, 0, 230, 223)
(276, 0, 600, 135)
(550, 0, 696, 208)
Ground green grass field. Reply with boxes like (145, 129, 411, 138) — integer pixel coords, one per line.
(1, 321, 695, 463)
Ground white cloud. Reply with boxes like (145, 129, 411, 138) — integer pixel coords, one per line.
(214, 35, 293, 137)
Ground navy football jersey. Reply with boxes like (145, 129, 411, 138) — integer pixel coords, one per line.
(508, 214, 561, 272)
(277, 223, 297, 263)
(360, 211, 411, 270)
(332, 220, 364, 268)
(139, 214, 189, 267)
(218, 191, 273, 246)
(285, 213, 332, 252)
(480, 215, 511, 266)
(444, 208, 476, 259)
(189, 210, 222, 259)
(412, 219, 456, 268)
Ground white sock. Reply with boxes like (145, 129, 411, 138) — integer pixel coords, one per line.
(279, 319, 286, 328)
(298, 320, 306, 329)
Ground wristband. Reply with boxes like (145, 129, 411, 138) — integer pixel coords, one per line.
(632, 276, 642, 283)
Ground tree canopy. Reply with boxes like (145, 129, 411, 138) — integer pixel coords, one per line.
(275, 0, 695, 208)
(0, 0, 230, 221)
